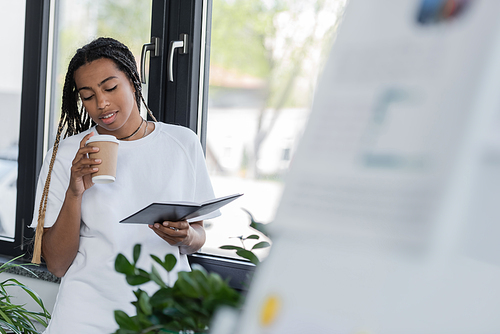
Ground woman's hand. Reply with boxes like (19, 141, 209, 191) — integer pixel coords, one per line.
(149, 220, 206, 254)
(68, 133, 101, 198)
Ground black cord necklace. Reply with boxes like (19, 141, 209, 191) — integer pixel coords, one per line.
(117, 118, 144, 140)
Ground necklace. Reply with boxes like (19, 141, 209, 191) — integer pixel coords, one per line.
(117, 118, 144, 140)
(142, 121, 148, 138)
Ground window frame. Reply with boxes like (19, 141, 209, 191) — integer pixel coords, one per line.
(148, 0, 211, 150)
(3, 0, 51, 258)
(148, 1, 255, 290)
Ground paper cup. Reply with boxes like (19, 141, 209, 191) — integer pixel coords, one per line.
(86, 134, 119, 184)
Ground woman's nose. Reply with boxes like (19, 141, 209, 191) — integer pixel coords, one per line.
(96, 93, 110, 109)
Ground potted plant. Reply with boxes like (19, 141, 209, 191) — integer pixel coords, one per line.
(0, 256, 51, 334)
(113, 244, 241, 334)
(113, 211, 272, 334)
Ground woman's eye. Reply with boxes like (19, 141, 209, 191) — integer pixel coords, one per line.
(106, 85, 117, 92)
(81, 95, 93, 101)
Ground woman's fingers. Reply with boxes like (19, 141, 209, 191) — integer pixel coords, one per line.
(73, 133, 98, 163)
(164, 220, 188, 231)
(149, 220, 190, 246)
(72, 134, 101, 172)
(68, 132, 102, 195)
(71, 152, 100, 177)
(157, 221, 188, 235)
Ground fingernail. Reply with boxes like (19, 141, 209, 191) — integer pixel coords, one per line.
(95, 159, 101, 163)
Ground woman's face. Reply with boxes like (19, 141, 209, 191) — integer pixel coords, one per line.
(74, 57, 141, 137)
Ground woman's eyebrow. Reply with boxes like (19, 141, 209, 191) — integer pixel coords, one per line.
(77, 76, 118, 92)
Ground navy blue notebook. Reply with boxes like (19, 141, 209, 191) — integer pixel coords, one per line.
(119, 193, 243, 224)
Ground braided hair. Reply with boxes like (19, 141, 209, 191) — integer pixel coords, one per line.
(61, 37, 156, 137)
(32, 37, 157, 264)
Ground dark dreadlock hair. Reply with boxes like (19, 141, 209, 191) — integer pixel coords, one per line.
(32, 37, 157, 264)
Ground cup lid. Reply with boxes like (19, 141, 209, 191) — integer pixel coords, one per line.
(87, 134, 119, 144)
(92, 175, 116, 184)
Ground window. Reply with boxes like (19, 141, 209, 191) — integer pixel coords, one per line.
(46, 0, 153, 149)
(201, 0, 347, 260)
(1, 0, 347, 279)
(1, 0, 208, 257)
(0, 1, 25, 241)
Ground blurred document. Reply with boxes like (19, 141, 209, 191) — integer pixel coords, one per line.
(234, 1, 500, 333)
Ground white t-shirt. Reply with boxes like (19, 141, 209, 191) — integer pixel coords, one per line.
(31, 122, 217, 333)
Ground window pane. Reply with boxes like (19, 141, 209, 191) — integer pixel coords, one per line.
(203, 0, 347, 260)
(47, 0, 153, 148)
(0, 0, 26, 240)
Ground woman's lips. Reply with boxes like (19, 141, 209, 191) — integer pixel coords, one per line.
(100, 111, 117, 125)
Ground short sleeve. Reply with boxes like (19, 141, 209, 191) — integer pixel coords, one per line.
(29, 131, 89, 229)
(30, 148, 71, 229)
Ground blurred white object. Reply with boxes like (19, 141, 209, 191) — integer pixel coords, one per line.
(221, 0, 500, 333)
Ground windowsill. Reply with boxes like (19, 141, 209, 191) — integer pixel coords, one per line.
(0, 252, 255, 287)
(0, 256, 60, 284)
(188, 252, 255, 291)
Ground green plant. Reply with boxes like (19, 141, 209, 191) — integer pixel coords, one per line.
(0, 255, 51, 334)
(219, 208, 271, 265)
(113, 245, 241, 334)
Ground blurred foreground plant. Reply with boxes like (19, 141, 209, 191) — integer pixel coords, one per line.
(113, 245, 241, 334)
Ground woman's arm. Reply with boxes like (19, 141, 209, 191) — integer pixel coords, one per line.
(42, 133, 100, 277)
(149, 220, 206, 254)
(41, 192, 83, 277)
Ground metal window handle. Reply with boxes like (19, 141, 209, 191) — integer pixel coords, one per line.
(168, 34, 188, 82)
(140, 37, 161, 84)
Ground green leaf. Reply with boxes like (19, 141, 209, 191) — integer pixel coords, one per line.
(0, 278, 50, 322)
(0, 254, 28, 272)
(150, 265, 167, 289)
(138, 291, 152, 316)
(150, 288, 175, 308)
(183, 316, 199, 330)
(175, 272, 201, 298)
(252, 241, 271, 250)
(115, 254, 135, 276)
(190, 263, 207, 274)
(236, 249, 260, 265)
(114, 310, 140, 331)
(150, 254, 162, 266)
(151, 253, 177, 274)
(250, 221, 269, 237)
(164, 254, 177, 272)
(245, 234, 260, 240)
(133, 244, 141, 264)
(0, 308, 14, 326)
(126, 270, 150, 286)
(0, 320, 18, 334)
(242, 208, 270, 236)
(188, 269, 210, 297)
(219, 245, 243, 250)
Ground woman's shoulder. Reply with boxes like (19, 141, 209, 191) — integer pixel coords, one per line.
(154, 122, 202, 157)
(155, 122, 198, 143)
